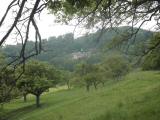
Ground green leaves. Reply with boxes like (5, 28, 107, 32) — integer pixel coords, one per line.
(17, 60, 58, 96)
(0, 66, 18, 105)
(142, 33, 160, 70)
(102, 55, 130, 80)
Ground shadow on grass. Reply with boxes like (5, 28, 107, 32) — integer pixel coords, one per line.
(5, 103, 46, 120)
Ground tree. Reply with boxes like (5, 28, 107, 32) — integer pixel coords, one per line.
(16, 75, 29, 102)
(50, 0, 160, 32)
(75, 62, 103, 91)
(0, 67, 18, 108)
(0, 0, 46, 64)
(59, 70, 72, 89)
(75, 62, 91, 91)
(102, 55, 130, 80)
(142, 33, 160, 70)
(83, 73, 100, 91)
(0, 53, 20, 108)
(17, 60, 57, 107)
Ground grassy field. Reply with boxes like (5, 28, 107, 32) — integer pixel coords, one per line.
(2, 71, 160, 120)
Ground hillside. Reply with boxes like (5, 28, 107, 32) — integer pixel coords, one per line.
(1, 26, 153, 70)
(3, 71, 160, 120)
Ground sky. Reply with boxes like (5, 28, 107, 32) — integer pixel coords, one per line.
(0, 0, 86, 45)
(0, 0, 158, 45)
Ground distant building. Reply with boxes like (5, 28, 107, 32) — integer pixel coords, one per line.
(72, 51, 90, 60)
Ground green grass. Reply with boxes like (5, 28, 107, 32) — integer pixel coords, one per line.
(2, 71, 160, 120)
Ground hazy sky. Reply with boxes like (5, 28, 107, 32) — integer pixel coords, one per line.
(0, 0, 158, 45)
(0, 0, 85, 44)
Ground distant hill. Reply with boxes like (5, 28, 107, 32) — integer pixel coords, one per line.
(1, 26, 153, 70)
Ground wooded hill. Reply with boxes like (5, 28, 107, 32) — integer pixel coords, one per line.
(1, 26, 153, 71)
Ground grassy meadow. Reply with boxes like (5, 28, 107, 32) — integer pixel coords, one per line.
(2, 71, 160, 120)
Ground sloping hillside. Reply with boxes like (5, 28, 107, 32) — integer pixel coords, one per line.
(2, 26, 153, 70)
(3, 71, 160, 120)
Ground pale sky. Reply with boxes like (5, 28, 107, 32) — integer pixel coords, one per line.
(0, 0, 86, 45)
(0, 0, 158, 45)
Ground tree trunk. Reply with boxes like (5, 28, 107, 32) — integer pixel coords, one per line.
(102, 82, 105, 87)
(36, 95, 40, 107)
(93, 82, 97, 90)
(1, 103, 4, 109)
(23, 94, 27, 102)
(86, 84, 90, 92)
(67, 80, 70, 89)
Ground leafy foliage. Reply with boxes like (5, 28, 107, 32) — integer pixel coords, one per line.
(74, 55, 130, 91)
(142, 33, 160, 70)
(0, 67, 19, 107)
(0, 53, 19, 107)
(2, 27, 153, 71)
(102, 55, 130, 80)
(17, 60, 59, 107)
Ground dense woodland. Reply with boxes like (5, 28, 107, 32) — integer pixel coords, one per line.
(1, 26, 153, 71)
